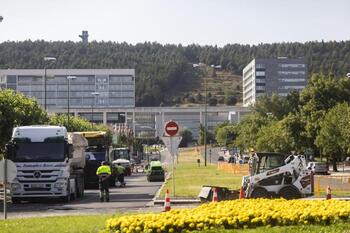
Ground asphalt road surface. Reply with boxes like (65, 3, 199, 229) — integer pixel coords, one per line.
(1, 172, 163, 218)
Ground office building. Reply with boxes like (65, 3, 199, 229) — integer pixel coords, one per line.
(242, 58, 307, 107)
(0, 69, 135, 110)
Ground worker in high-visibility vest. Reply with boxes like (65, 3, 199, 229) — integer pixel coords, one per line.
(115, 163, 126, 187)
(96, 161, 111, 202)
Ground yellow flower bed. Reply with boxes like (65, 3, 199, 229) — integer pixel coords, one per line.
(105, 199, 350, 233)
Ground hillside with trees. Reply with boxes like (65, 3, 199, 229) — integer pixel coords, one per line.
(0, 40, 349, 106)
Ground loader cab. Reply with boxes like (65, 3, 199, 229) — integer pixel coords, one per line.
(255, 153, 287, 175)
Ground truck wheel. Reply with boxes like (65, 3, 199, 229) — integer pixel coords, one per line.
(61, 182, 71, 203)
(250, 187, 269, 198)
(279, 185, 301, 200)
(11, 197, 22, 204)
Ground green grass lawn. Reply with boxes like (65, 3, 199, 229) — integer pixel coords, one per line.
(160, 148, 243, 198)
(0, 214, 112, 233)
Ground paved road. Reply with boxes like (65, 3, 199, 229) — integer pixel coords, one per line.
(1, 173, 163, 218)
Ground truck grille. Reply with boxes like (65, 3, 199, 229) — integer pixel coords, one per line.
(17, 169, 60, 183)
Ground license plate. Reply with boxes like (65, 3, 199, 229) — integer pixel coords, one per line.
(31, 184, 44, 188)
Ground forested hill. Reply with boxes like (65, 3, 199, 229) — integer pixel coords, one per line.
(0, 40, 349, 106)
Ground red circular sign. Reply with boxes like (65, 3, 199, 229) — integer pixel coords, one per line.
(165, 121, 179, 136)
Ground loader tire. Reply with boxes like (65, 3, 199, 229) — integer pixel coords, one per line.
(279, 185, 301, 200)
(250, 187, 270, 198)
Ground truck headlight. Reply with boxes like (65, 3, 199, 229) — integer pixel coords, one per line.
(54, 179, 66, 189)
(11, 183, 21, 192)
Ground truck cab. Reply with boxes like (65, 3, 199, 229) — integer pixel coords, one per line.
(6, 126, 87, 203)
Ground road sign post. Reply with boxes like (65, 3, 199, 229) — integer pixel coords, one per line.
(162, 121, 182, 197)
(0, 159, 17, 220)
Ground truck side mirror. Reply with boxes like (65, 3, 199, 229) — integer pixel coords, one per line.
(5, 143, 15, 159)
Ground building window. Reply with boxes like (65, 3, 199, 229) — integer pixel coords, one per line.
(278, 71, 306, 75)
(256, 71, 265, 76)
(278, 64, 305, 68)
(278, 78, 305, 82)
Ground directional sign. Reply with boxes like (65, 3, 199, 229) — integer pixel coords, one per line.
(0, 159, 17, 182)
(161, 136, 182, 156)
(164, 121, 179, 137)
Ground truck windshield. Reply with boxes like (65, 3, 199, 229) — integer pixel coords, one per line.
(113, 150, 129, 160)
(14, 142, 65, 162)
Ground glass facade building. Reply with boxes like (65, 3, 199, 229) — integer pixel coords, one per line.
(242, 58, 307, 107)
(0, 69, 135, 109)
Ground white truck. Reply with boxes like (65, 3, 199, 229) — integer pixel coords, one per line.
(5, 125, 88, 203)
(242, 152, 313, 199)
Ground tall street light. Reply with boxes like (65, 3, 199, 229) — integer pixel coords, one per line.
(43, 56, 56, 110)
(192, 63, 220, 167)
(66, 76, 76, 131)
(91, 92, 100, 128)
(192, 63, 208, 166)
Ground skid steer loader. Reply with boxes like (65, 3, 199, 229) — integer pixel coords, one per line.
(242, 152, 313, 199)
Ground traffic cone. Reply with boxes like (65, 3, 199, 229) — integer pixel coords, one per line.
(326, 186, 332, 200)
(212, 187, 218, 202)
(164, 189, 171, 211)
(239, 186, 245, 199)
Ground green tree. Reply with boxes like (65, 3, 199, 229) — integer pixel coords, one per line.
(316, 103, 350, 171)
(198, 124, 215, 145)
(49, 114, 92, 132)
(235, 114, 271, 151)
(215, 124, 237, 147)
(179, 128, 193, 147)
(0, 89, 48, 154)
(208, 97, 217, 106)
(256, 120, 295, 153)
(299, 74, 350, 150)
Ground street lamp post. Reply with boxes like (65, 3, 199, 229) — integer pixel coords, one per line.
(192, 63, 220, 167)
(43, 57, 56, 110)
(91, 92, 100, 128)
(66, 76, 76, 131)
(204, 73, 208, 167)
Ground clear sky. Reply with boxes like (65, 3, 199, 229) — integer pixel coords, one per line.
(1, 0, 349, 46)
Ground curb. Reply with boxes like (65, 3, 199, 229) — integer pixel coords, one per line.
(153, 199, 201, 205)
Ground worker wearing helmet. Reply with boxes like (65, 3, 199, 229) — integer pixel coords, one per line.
(248, 149, 258, 176)
(96, 161, 111, 202)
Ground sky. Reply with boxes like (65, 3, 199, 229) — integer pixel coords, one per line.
(1, 0, 349, 46)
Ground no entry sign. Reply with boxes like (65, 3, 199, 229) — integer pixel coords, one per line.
(164, 121, 179, 136)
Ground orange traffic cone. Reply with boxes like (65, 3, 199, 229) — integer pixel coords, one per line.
(164, 189, 171, 211)
(326, 186, 332, 200)
(239, 186, 245, 199)
(212, 187, 218, 202)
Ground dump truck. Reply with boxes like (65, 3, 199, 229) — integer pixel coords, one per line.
(75, 131, 116, 187)
(5, 125, 88, 203)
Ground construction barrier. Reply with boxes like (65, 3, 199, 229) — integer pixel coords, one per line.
(217, 162, 249, 175)
(314, 175, 350, 198)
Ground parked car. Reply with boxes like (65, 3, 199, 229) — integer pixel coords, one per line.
(307, 162, 329, 175)
(345, 157, 350, 166)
